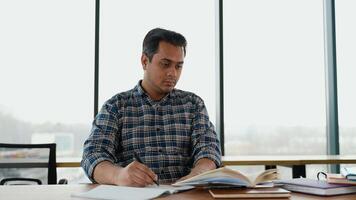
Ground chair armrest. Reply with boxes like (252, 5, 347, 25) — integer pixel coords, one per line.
(0, 178, 42, 185)
(58, 178, 68, 184)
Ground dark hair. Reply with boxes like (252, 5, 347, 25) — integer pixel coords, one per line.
(142, 28, 187, 61)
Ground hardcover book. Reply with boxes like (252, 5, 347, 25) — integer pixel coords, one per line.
(209, 187, 291, 199)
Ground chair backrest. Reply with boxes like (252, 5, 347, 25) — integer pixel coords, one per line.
(0, 143, 57, 184)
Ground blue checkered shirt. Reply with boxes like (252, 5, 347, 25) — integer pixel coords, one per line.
(82, 81, 221, 184)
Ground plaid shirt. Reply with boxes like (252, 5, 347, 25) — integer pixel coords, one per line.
(82, 81, 221, 184)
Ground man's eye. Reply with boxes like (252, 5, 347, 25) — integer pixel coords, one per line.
(161, 62, 170, 67)
(176, 65, 183, 69)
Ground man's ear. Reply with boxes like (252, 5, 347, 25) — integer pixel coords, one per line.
(141, 54, 149, 70)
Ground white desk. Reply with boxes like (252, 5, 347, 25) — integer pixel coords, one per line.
(1, 184, 356, 200)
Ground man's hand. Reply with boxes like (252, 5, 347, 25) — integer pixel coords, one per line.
(176, 158, 216, 182)
(93, 161, 158, 187)
(114, 161, 158, 187)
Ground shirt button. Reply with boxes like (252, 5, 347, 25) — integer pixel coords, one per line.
(158, 148, 162, 153)
(156, 127, 161, 131)
(161, 169, 164, 174)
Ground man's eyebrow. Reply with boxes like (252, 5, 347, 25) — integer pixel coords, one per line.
(161, 58, 184, 64)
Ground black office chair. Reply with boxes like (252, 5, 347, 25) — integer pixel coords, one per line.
(0, 143, 68, 185)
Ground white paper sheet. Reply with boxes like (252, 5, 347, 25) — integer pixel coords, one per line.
(71, 185, 194, 200)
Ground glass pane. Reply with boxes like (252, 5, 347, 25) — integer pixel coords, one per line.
(0, 147, 50, 184)
(0, 0, 94, 182)
(224, 0, 326, 157)
(335, 0, 356, 155)
(99, 0, 216, 123)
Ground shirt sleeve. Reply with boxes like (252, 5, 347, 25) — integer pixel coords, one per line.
(191, 96, 222, 168)
(81, 99, 121, 183)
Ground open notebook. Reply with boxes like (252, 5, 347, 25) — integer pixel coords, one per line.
(71, 185, 194, 200)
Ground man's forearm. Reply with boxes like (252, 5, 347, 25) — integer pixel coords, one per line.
(190, 158, 217, 176)
(93, 161, 122, 185)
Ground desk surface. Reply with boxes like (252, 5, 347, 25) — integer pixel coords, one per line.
(1, 184, 356, 200)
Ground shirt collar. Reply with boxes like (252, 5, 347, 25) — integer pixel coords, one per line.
(135, 80, 146, 96)
(134, 80, 176, 103)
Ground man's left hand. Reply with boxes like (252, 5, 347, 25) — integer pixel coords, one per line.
(176, 158, 216, 182)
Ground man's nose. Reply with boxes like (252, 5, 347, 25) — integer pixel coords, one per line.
(167, 66, 177, 77)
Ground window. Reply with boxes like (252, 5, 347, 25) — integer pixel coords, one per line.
(99, 0, 217, 124)
(0, 0, 94, 182)
(335, 0, 356, 155)
(224, 0, 326, 157)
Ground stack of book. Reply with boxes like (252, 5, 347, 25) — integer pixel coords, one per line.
(327, 167, 356, 185)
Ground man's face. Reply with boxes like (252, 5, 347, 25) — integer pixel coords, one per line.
(141, 41, 184, 98)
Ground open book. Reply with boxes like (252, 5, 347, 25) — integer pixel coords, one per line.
(341, 167, 356, 181)
(173, 167, 278, 188)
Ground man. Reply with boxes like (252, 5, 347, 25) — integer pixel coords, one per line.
(82, 28, 221, 186)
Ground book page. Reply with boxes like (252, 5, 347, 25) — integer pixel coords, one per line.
(71, 185, 192, 200)
(341, 167, 356, 179)
(174, 167, 251, 186)
(252, 169, 278, 186)
(173, 167, 278, 187)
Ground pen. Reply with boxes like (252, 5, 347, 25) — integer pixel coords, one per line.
(133, 151, 159, 186)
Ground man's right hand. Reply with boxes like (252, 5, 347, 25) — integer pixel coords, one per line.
(113, 161, 158, 187)
(93, 160, 158, 187)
